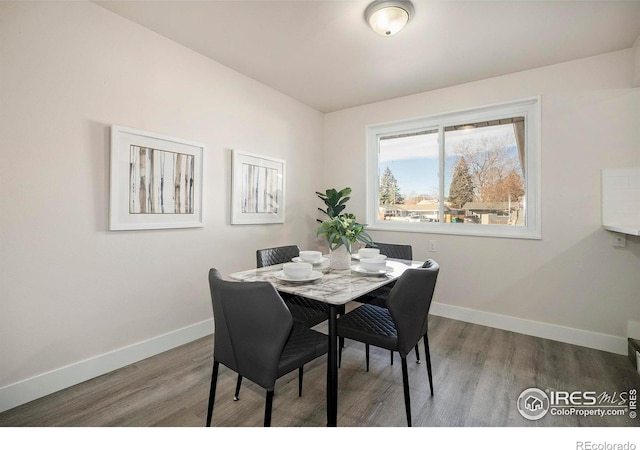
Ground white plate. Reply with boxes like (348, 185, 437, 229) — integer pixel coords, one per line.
(292, 256, 329, 265)
(351, 265, 394, 276)
(352, 254, 386, 260)
(273, 270, 323, 283)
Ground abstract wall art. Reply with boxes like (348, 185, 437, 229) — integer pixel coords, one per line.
(110, 125, 204, 230)
(231, 150, 285, 224)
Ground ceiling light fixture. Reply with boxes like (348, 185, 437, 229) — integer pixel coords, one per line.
(364, 0, 414, 36)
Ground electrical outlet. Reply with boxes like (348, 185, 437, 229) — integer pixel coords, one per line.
(428, 240, 437, 252)
(612, 233, 626, 248)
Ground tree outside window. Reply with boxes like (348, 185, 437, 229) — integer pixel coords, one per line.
(379, 166, 404, 205)
(448, 157, 474, 209)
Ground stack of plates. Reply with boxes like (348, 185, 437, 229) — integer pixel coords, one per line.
(273, 271, 323, 282)
(292, 256, 329, 266)
(351, 265, 394, 276)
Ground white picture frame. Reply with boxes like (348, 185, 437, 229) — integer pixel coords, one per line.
(109, 125, 205, 230)
(231, 150, 285, 225)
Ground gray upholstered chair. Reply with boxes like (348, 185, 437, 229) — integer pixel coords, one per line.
(368, 242, 413, 261)
(359, 242, 413, 307)
(206, 269, 327, 427)
(257, 245, 330, 328)
(336, 260, 439, 427)
(349, 242, 420, 366)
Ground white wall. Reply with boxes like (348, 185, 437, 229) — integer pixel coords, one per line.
(324, 50, 640, 351)
(0, 1, 323, 409)
(2, 1, 639, 414)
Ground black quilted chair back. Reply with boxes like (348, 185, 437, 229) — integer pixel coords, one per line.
(257, 245, 300, 268)
(255, 244, 332, 328)
(208, 269, 292, 390)
(367, 242, 413, 260)
(387, 260, 439, 357)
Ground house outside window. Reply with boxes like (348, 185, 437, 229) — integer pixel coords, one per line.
(366, 98, 541, 239)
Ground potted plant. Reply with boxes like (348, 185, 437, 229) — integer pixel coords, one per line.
(316, 188, 373, 270)
(316, 187, 352, 220)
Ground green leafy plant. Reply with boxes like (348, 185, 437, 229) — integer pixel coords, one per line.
(316, 213, 374, 253)
(316, 187, 352, 220)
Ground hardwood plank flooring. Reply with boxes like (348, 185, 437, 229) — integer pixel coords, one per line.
(1, 316, 638, 427)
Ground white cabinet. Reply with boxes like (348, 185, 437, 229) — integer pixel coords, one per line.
(602, 168, 640, 236)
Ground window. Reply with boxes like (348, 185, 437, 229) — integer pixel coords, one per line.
(366, 98, 540, 239)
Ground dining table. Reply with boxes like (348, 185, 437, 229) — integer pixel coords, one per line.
(228, 256, 423, 427)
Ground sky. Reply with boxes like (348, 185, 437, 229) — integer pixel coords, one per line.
(379, 124, 518, 198)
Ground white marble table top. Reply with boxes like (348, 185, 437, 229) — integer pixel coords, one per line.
(228, 259, 422, 306)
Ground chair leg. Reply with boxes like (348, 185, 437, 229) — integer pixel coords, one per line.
(415, 344, 421, 364)
(400, 357, 412, 427)
(390, 350, 394, 366)
(423, 335, 434, 396)
(206, 360, 219, 427)
(234, 374, 242, 401)
(365, 344, 370, 372)
(264, 390, 274, 427)
(298, 366, 304, 397)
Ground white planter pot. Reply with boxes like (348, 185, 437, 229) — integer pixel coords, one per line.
(329, 246, 351, 271)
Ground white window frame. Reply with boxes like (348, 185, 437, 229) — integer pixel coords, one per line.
(366, 97, 541, 239)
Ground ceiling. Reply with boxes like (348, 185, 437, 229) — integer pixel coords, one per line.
(93, 1, 640, 113)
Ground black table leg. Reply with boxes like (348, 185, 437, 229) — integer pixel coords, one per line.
(326, 304, 338, 427)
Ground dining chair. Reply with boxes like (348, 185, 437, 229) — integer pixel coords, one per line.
(256, 245, 330, 328)
(206, 269, 328, 427)
(360, 242, 413, 306)
(368, 242, 413, 261)
(348, 242, 420, 367)
(336, 259, 439, 427)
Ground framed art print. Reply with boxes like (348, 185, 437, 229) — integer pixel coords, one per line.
(231, 150, 285, 224)
(109, 125, 205, 230)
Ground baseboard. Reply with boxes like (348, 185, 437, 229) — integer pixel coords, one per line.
(0, 319, 214, 414)
(430, 302, 627, 355)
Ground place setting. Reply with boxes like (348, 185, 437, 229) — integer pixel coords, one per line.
(291, 250, 329, 268)
(273, 251, 326, 283)
(351, 248, 394, 276)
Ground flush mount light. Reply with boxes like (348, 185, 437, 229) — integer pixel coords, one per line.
(364, 0, 414, 36)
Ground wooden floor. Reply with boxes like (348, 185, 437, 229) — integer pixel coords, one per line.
(1, 315, 639, 427)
